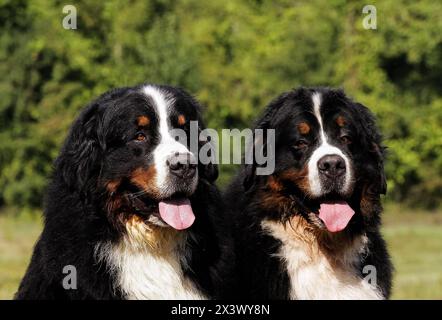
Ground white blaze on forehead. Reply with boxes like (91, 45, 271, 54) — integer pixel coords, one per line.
(142, 85, 197, 195)
(312, 93, 324, 137)
(307, 92, 352, 196)
(143, 85, 174, 144)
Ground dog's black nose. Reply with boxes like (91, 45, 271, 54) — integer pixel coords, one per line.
(317, 155, 346, 178)
(167, 152, 197, 179)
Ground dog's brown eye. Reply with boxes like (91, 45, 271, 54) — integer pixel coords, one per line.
(340, 135, 352, 144)
(294, 140, 309, 149)
(135, 132, 146, 141)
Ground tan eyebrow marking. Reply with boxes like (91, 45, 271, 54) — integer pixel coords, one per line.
(297, 122, 311, 135)
(178, 114, 186, 126)
(336, 116, 346, 127)
(137, 116, 150, 126)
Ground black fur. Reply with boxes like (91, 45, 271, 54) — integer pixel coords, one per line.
(16, 84, 232, 300)
(225, 87, 393, 299)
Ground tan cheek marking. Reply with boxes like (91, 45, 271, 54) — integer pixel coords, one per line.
(279, 166, 311, 195)
(336, 116, 346, 127)
(137, 116, 150, 127)
(259, 167, 311, 211)
(260, 191, 291, 212)
(267, 175, 283, 192)
(104, 197, 125, 235)
(106, 180, 121, 193)
(297, 122, 310, 135)
(130, 166, 158, 195)
(178, 114, 186, 126)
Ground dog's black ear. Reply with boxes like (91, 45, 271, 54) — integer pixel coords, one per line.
(243, 164, 256, 191)
(379, 165, 387, 195)
(57, 103, 103, 193)
(243, 92, 289, 191)
(370, 142, 387, 195)
(243, 133, 260, 190)
(354, 102, 387, 195)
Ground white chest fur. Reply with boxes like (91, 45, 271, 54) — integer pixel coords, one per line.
(261, 219, 383, 300)
(95, 221, 207, 300)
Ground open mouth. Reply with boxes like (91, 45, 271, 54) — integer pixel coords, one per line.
(310, 194, 355, 233)
(158, 196, 195, 230)
(128, 191, 195, 230)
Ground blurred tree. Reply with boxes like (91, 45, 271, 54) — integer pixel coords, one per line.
(0, 0, 441, 210)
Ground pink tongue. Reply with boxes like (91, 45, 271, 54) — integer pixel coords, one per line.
(158, 198, 195, 230)
(318, 201, 355, 233)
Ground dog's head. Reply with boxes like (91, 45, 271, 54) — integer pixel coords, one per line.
(245, 87, 386, 233)
(57, 84, 217, 232)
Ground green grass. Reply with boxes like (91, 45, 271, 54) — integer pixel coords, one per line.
(0, 205, 441, 299)
(0, 209, 42, 300)
(382, 205, 442, 299)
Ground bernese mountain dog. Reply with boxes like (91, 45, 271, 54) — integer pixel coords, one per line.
(225, 87, 393, 299)
(16, 84, 231, 300)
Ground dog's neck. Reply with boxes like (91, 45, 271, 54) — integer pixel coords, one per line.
(95, 215, 207, 300)
(124, 215, 186, 254)
(261, 216, 384, 299)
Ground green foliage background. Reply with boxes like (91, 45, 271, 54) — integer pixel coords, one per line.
(0, 0, 441, 210)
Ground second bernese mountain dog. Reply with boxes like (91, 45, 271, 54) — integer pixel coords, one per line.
(225, 87, 393, 299)
(16, 84, 232, 299)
